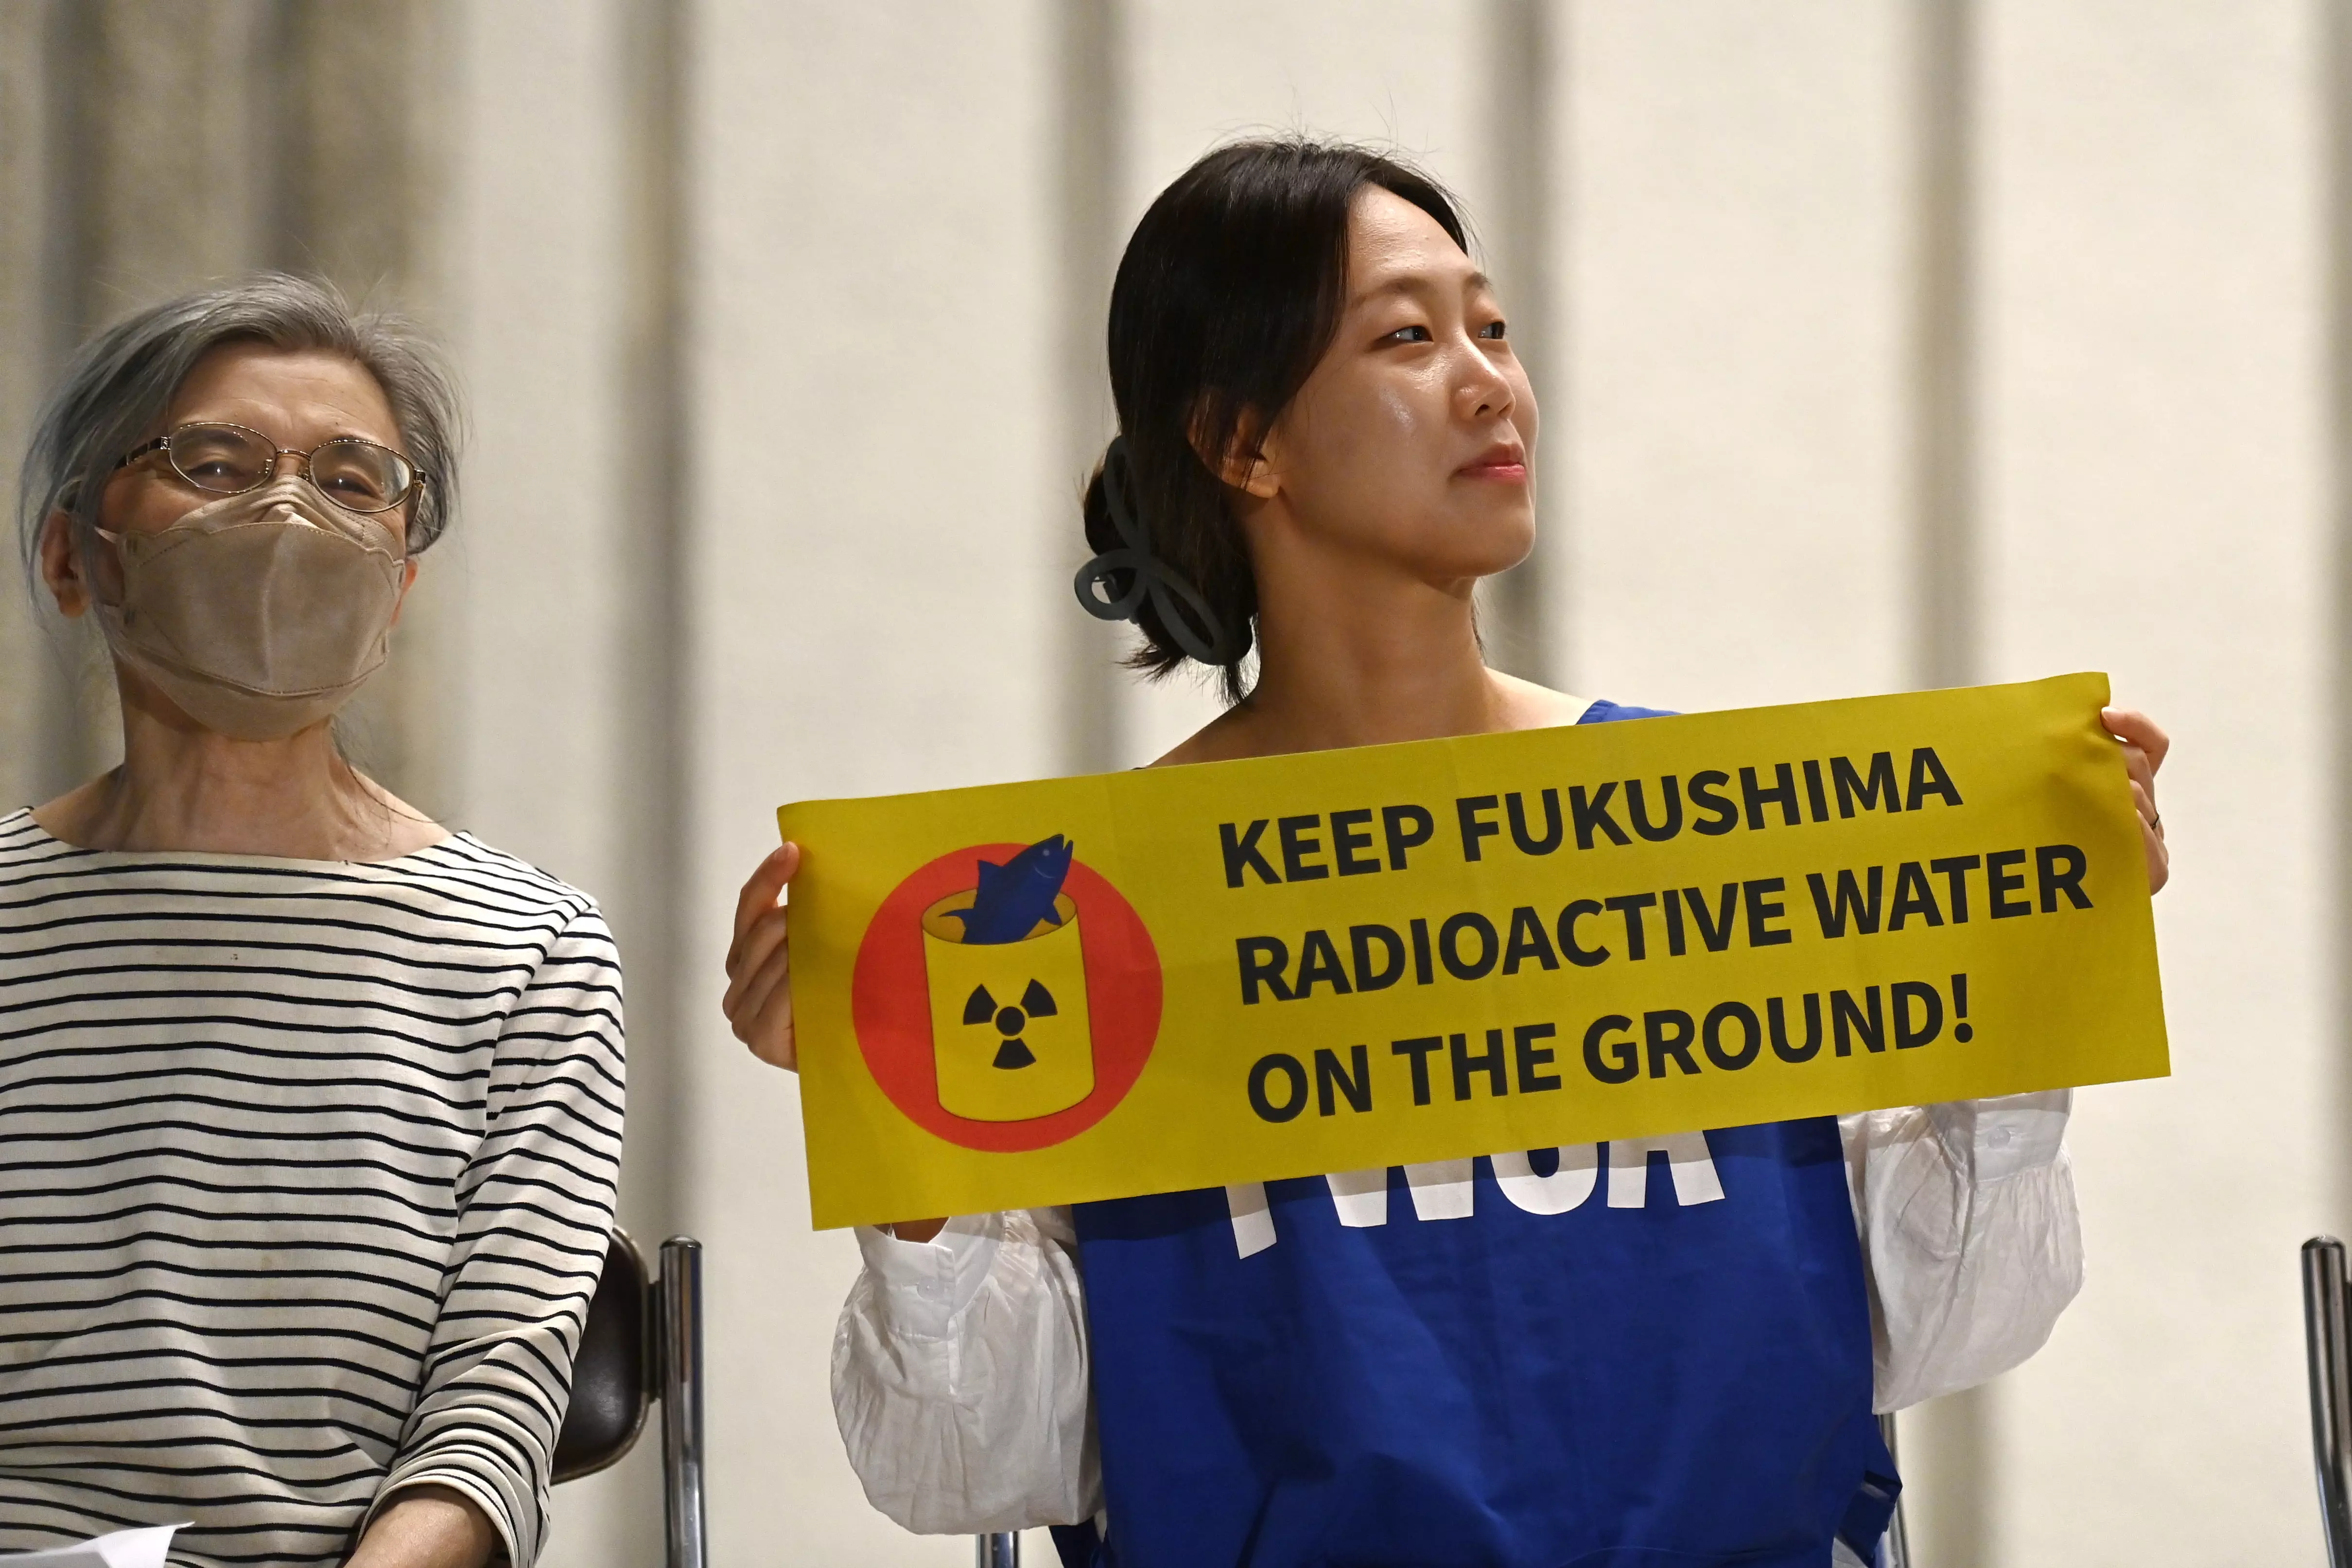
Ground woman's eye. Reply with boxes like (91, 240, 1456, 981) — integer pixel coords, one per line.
(1478, 319, 1508, 340)
(1386, 324, 1433, 344)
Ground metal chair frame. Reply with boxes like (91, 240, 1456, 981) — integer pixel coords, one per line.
(552, 1230, 708, 1568)
(1877, 1411, 1912, 1568)
(658, 1237, 710, 1568)
(2306, 1235, 2352, 1567)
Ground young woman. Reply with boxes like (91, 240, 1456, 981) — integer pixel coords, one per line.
(725, 139, 2170, 1568)
(3, 277, 624, 1568)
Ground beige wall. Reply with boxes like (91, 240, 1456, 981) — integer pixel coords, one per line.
(1, 3, 2342, 1564)
(684, 3, 1066, 1562)
(1979, 2, 2333, 1557)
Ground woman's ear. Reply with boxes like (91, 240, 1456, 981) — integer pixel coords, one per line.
(36, 510, 91, 619)
(1192, 406, 1283, 500)
(1224, 436, 1282, 500)
(389, 557, 420, 629)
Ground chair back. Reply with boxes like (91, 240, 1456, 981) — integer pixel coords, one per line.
(555, 1228, 652, 1483)
(548, 1228, 707, 1568)
(2307, 1235, 2352, 1567)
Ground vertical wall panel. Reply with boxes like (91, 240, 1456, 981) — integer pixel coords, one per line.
(70, 1, 274, 317)
(1976, 3, 2327, 1560)
(444, 8, 661, 1560)
(0, 2, 61, 814)
(1893, 3, 1999, 1555)
(1054, 0, 1132, 778)
(444, 2, 629, 895)
(689, 1, 1063, 1559)
(1127, 0, 1496, 209)
(272, 0, 447, 298)
(569, 0, 698, 1555)
(1560, 1, 1913, 711)
(1483, 0, 1565, 683)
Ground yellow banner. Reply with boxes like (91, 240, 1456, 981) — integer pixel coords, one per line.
(780, 673, 2166, 1230)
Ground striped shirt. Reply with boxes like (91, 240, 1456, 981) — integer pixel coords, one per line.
(0, 809, 626, 1567)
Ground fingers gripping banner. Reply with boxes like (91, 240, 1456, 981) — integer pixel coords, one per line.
(779, 673, 2167, 1230)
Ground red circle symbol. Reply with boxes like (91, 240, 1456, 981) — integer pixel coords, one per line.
(851, 843, 1163, 1152)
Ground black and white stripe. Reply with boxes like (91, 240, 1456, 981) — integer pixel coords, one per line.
(0, 809, 625, 1567)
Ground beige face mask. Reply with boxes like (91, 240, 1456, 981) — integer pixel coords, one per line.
(90, 476, 407, 741)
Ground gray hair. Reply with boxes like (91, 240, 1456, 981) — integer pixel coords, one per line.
(16, 273, 462, 577)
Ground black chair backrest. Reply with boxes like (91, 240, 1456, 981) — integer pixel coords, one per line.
(556, 1228, 652, 1483)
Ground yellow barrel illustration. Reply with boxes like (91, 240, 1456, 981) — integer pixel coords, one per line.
(921, 890, 1095, 1121)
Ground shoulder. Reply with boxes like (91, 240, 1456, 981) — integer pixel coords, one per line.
(397, 834, 611, 944)
(1490, 673, 1680, 727)
(1492, 672, 1611, 729)
(0, 810, 88, 912)
(1152, 700, 1253, 767)
(0, 808, 64, 866)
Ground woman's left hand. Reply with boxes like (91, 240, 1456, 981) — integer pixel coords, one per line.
(2102, 707, 2169, 895)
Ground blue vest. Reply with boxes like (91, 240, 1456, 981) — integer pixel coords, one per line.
(1063, 701, 1898, 1568)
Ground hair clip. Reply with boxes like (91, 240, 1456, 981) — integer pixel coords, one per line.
(1072, 437, 1247, 664)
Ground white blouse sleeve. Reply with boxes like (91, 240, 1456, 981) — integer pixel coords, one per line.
(830, 1206, 1100, 1534)
(1842, 1090, 2085, 1412)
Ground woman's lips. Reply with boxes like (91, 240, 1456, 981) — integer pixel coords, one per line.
(1457, 459, 1528, 482)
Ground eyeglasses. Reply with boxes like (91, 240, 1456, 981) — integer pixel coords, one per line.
(116, 421, 426, 515)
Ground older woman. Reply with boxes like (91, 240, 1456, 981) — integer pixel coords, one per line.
(1, 277, 624, 1568)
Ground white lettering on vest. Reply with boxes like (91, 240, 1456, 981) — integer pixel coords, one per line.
(1606, 1132, 1726, 1207)
(1325, 1167, 1387, 1227)
(1405, 1159, 1475, 1220)
(1223, 1134, 1724, 1257)
(1226, 1181, 1276, 1257)
(1492, 1144, 1601, 1215)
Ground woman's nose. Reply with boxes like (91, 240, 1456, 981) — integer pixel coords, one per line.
(268, 449, 307, 481)
(1457, 346, 1515, 420)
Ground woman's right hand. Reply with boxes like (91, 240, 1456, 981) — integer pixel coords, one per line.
(724, 842, 801, 1070)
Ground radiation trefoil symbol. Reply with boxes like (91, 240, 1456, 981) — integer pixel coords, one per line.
(960, 976, 1060, 1069)
(920, 835, 1097, 1122)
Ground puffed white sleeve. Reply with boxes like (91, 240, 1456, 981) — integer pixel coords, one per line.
(831, 1205, 1100, 1534)
(1842, 1090, 2084, 1412)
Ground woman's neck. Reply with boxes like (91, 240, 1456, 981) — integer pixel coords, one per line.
(1249, 577, 1498, 748)
(31, 671, 443, 860)
(1160, 545, 1584, 764)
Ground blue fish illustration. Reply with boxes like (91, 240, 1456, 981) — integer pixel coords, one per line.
(946, 835, 1075, 944)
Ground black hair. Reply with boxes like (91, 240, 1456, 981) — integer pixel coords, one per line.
(1081, 137, 1469, 701)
